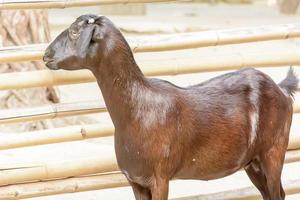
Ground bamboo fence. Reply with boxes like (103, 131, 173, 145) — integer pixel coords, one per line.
(0, 172, 299, 200)
(0, 173, 128, 200)
(0, 122, 299, 151)
(0, 100, 105, 124)
(2, 23, 300, 63)
(0, 100, 299, 124)
(0, 173, 127, 200)
(129, 23, 300, 52)
(0, 43, 47, 64)
(0, 146, 119, 186)
(0, 0, 176, 10)
(0, 70, 95, 90)
(0, 148, 298, 196)
(0, 2, 299, 200)
(174, 179, 300, 200)
(1, 48, 300, 90)
(0, 124, 114, 150)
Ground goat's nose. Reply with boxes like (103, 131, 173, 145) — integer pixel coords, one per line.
(43, 48, 53, 62)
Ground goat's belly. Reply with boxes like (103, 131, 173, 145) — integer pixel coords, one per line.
(175, 164, 242, 180)
(174, 150, 250, 180)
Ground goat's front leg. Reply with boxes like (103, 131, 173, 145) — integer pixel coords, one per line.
(130, 181, 151, 200)
(150, 178, 169, 200)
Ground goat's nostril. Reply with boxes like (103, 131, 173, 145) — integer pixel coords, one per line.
(43, 55, 51, 63)
(43, 49, 53, 62)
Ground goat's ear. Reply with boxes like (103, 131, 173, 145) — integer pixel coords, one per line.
(76, 25, 95, 58)
(91, 25, 105, 42)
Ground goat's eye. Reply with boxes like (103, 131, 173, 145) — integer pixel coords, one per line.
(69, 30, 80, 39)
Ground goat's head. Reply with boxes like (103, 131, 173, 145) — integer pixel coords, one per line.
(43, 14, 122, 71)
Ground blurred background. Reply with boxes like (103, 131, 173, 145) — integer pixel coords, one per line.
(0, 0, 300, 199)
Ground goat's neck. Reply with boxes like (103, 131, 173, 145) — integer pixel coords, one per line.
(91, 54, 146, 129)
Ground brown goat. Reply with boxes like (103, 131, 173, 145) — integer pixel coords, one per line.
(43, 14, 298, 200)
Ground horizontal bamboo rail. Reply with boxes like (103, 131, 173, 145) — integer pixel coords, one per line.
(0, 172, 299, 200)
(174, 179, 300, 200)
(1, 47, 300, 90)
(0, 101, 105, 124)
(2, 23, 300, 63)
(0, 70, 95, 90)
(0, 148, 298, 196)
(129, 23, 300, 52)
(0, 43, 46, 63)
(0, 124, 114, 150)
(1, 122, 300, 151)
(294, 103, 300, 113)
(0, 109, 295, 197)
(0, 0, 176, 10)
(0, 100, 299, 124)
(0, 146, 119, 186)
(0, 173, 128, 200)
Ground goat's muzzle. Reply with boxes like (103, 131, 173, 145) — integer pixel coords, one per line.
(43, 49, 59, 70)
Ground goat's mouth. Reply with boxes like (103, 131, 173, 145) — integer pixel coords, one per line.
(43, 55, 59, 70)
(44, 60, 59, 70)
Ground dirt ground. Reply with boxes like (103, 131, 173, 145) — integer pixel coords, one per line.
(24, 2, 300, 199)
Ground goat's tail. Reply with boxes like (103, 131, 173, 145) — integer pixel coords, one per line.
(279, 67, 299, 98)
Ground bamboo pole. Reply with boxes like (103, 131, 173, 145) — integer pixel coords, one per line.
(0, 173, 299, 200)
(2, 23, 300, 63)
(285, 149, 300, 164)
(0, 173, 128, 200)
(0, 99, 299, 124)
(0, 43, 47, 64)
(0, 124, 114, 150)
(174, 179, 300, 200)
(139, 50, 300, 76)
(0, 70, 95, 90)
(1, 122, 300, 151)
(289, 132, 300, 150)
(294, 102, 300, 113)
(0, 0, 177, 10)
(0, 100, 104, 124)
(0, 149, 298, 197)
(130, 23, 300, 52)
(0, 146, 119, 186)
(1, 47, 300, 90)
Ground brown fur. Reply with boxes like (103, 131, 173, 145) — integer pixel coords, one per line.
(43, 15, 298, 200)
